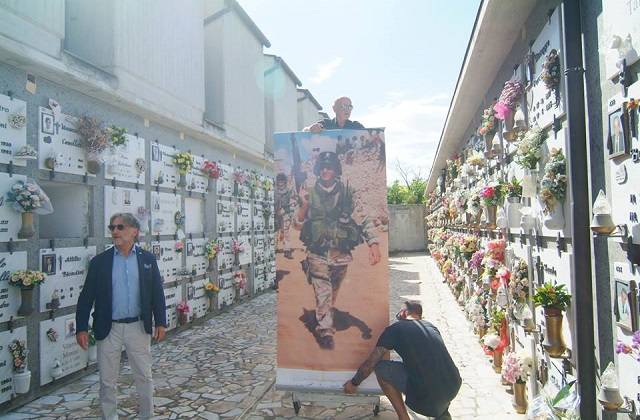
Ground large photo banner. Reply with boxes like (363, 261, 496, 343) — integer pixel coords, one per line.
(274, 129, 389, 392)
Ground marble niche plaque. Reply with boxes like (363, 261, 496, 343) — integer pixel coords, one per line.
(163, 285, 179, 331)
(253, 264, 266, 294)
(185, 237, 207, 277)
(38, 247, 96, 312)
(103, 187, 146, 237)
(0, 327, 27, 404)
(527, 6, 565, 130)
(37, 108, 95, 176)
(184, 197, 204, 234)
(217, 271, 235, 309)
(187, 279, 207, 319)
(267, 260, 276, 288)
(217, 236, 234, 271)
(216, 198, 235, 234)
(236, 201, 252, 234)
(39, 314, 89, 385)
(186, 154, 207, 194)
(237, 234, 252, 266)
(151, 191, 181, 236)
(0, 251, 27, 322)
(253, 234, 266, 264)
(216, 162, 234, 198)
(150, 143, 180, 189)
(0, 94, 28, 166)
(0, 173, 32, 242)
(104, 134, 147, 184)
(151, 240, 182, 284)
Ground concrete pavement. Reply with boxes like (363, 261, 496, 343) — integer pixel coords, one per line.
(3, 253, 525, 419)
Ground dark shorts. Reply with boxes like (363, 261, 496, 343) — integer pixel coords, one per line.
(374, 360, 451, 418)
(374, 360, 407, 393)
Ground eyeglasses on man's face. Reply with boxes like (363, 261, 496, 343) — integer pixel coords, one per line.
(339, 104, 354, 111)
(108, 224, 128, 232)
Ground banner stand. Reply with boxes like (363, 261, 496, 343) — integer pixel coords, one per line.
(290, 391, 380, 416)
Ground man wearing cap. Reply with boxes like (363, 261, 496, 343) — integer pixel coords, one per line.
(294, 151, 381, 350)
(274, 172, 296, 259)
(304, 96, 365, 133)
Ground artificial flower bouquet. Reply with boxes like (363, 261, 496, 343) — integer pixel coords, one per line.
(493, 80, 525, 119)
(204, 282, 219, 298)
(232, 239, 245, 254)
(509, 258, 529, 304)
(515, 125, 547, 170)
(173, 151, 193, 174)
(232, 169, 249, 186)
(7, 179, 53, 214)
(502, 178, 523, 198)
(502, 351, 532, 384)
(542, 49, 561, 107)
(201, 160, 222, 179)
(9, 269, 47, 289)
(466, 151, 486, 167)
(107, 125, 128, 146)
(205, 239, 223, 259)
(75, 116, 110, 160)
(9, 339, 29, 373)
(174, 241, 184, 253)
(479, 103, 498, 136)
(616, 331, 640, 362)
(176, 301, 190, 313)
(233, 272, 246, 290)
(480, 183, 504, 207)
(539, 148, 567, 215)
(137, 206, 150, 222)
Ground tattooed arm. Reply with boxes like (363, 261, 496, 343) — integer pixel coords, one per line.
(343, 346, 388, 394)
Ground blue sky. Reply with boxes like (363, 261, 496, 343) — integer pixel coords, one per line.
(238, 0, 480, 185)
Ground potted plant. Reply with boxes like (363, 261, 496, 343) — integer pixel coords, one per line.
(204, 282, 220, 312)
(176, 301, 190, 325)
(7, 179, 54, 238)
(9, 339, 31, 394)
(8, 269, 47, 316)
(539, 148, 567, 230)
(532, 281, 571, 357)
(172, 151, 193, 188)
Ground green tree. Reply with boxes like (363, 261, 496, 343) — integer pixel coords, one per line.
(387, 180, 405, 204)
(387, 160, 427, 204)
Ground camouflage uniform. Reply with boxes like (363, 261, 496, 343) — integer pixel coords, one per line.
(274, 173, 296, 258)
(294, 152, 379, 349)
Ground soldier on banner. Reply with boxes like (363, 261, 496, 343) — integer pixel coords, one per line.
(274, 172, 296, 259)
(294, 151, 381, 350)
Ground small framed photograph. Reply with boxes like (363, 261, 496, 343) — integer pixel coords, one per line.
(41, 113, 55, 135)
(41, 253, 57, 275)
(187, 284, 194, 301)
(608, 108, 628, 158)
(614, 279, 637, 332)
(151, 144, 161, 162)
(186, 242, 194, 256)
(152, 245, 161, 260)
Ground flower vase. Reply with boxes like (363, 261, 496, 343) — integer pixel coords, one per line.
(506, 197, 523, 229)
(235, 288, 243, 302)
(485, 205, 497, 229)
(521, 169, 537, 198)
(233, 253, 240, 266)
(477, 325, 486, 339)
(178, 312, 188, 326)
(483, 133, 496, 159)
(474, 208, 483, 226)
(177, 173, 187, 188)
(502, 113, 517, 142)
(542, 311, 566, 357)
(88, 345, 97, 362)
(492, 350, 503, 373)
(208, 258, 216, 272)
(18, 287, 35, 316)
(13, 370, 31, 394)
(18, 212, 36, 239)
(543, 205, 564, 230)
(513, 381, 527, 414)
(209, 297, 216, 313)
(465, 212, 472, 225)
(206, 178, 214, 192)
(139, 220, 149, 234)
(86, 159, 102, 175)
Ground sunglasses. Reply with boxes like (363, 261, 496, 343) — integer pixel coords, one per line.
(339, 104, 354, 111)
(107, 224, 128, 231)
(395, 309, 405, 320)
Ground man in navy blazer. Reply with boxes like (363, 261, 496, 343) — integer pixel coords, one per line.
(76, 212, 166, 420)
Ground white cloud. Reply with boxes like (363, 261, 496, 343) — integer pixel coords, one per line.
(309, 57, 343, 83)
(358, 94, 450, 185)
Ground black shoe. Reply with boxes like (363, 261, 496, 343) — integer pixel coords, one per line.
(284, 251, 293, 259)
(319, 336, 334, 350)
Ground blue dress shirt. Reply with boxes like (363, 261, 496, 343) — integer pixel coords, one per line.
(112, 245, 142, 319)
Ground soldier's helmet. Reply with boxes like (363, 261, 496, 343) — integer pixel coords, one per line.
(276, 173, 287, 183)
(313, 152, 342, 176)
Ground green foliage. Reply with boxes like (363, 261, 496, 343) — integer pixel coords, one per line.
(387, 178, 427, 204)
(532, 282, 572, 311)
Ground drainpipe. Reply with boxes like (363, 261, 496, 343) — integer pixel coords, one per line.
(561, 0, 596, 417)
